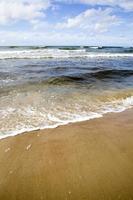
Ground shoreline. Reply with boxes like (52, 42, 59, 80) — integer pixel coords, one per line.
(0, 109, 133, 199)
(0, 105, 133, 140)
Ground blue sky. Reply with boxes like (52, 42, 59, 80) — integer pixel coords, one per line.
(0, 0, 133, 46)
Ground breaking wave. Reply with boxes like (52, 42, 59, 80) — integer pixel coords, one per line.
(0, 94, 133, 139)
(0, 48, 133, 59)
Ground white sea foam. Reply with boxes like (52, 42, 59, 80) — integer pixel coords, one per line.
(0, 49, 133, 59)
(0, 96, 133, 140)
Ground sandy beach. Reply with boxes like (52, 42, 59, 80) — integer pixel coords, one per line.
(0, 109, 133, 200)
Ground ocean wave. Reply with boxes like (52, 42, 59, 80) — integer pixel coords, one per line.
(1, 69, 133, 92)
(0, 93, 133, 139)
(0, 49, 133, 59)
(123, 49, 133, 53)
(91, 69, 133, 79)
(39, 69, 133, 85)
(0, 47, 133, 139)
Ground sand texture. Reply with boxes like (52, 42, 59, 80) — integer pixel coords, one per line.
(0, 109, 133, 200)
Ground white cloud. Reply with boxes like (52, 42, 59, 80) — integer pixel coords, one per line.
(57, 8, 120, 33)
(0, 0, 50, 24)
(120, 1, 133, 11)
(0, 29, 132, 46)
(0, 0, 132, 46)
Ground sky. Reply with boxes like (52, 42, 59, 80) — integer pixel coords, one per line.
(0, 0, 133, 46)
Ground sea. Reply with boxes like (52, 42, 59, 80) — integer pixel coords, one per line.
(0, 46, 133, 139)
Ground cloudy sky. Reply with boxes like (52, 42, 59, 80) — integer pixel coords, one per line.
(0, 0, 133, 46)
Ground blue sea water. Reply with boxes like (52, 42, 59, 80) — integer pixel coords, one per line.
(0, 46, 133, 138)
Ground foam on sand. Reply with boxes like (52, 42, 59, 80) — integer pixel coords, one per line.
(0, 95, 133, 140)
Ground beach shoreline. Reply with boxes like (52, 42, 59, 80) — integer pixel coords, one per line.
(0, 109, 133, 199)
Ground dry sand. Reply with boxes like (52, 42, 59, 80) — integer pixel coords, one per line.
(0, 109, 133, 200)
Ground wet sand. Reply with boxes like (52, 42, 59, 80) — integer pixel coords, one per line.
(0, 109, 133, 200)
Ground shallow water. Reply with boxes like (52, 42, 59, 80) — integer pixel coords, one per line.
(0, 46, 133, 138)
